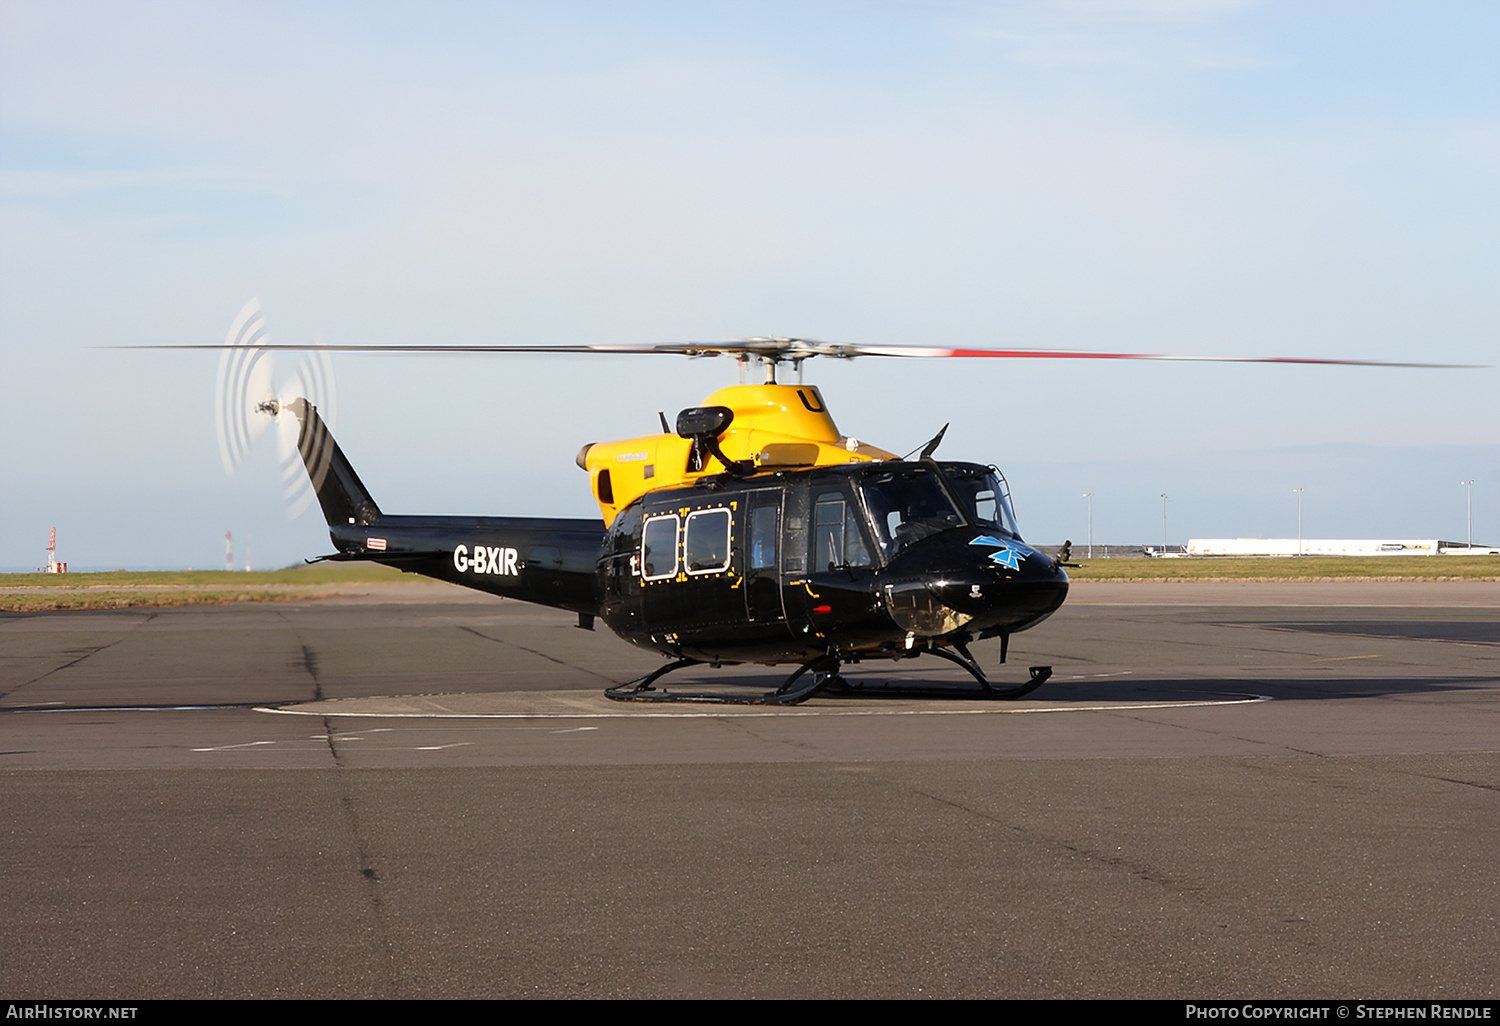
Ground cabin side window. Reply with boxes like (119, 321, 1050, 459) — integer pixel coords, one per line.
(749, 504, 778, 570)
(641, 514, 680, 580)
(684, 508, 732, 574)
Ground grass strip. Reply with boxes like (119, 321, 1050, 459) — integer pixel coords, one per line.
(1065, 555, 1500, 581)
(1, 590, 347, 612)
(4, 555, 1496, 611)
(0, 562, 409, 588)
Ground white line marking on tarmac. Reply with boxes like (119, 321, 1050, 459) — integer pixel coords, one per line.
(256, 695, 1269, 720)
(192, 740, 278, 752)
(413, 742, 475, 751)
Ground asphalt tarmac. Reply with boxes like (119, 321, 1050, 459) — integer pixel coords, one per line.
(2, 580, 1497, 999)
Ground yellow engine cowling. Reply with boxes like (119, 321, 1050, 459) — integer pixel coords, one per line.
(579, 383, 896, 525)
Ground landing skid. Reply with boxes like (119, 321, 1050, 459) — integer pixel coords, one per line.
(603, 647, 1052, 706)
(604, 655, 844, 706)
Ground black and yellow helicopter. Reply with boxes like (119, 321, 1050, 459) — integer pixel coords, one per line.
(161, 318, 1470, 705)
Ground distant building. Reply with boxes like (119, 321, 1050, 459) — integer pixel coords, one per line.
(1183, 539, 1499, 557)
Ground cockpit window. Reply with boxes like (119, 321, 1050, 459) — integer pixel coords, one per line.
(813, 491, 873, 571)
(858, 465, 965, 559)
(939, 463, 1021, 539)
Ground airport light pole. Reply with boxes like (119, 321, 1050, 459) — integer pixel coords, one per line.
(1462, 479, 1474, 547)
(1293, 487, 1304, 556)
(1160, 493, 1168, 552)
(1086, 492, 1095, 559)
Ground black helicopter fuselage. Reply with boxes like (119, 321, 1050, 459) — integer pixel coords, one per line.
(596, 463, 1067, 663)
(294, 401, 1067, 666)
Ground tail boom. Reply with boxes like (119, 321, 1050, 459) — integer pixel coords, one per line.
(289, 399, 604, 616)
(324, 514, 604, 616)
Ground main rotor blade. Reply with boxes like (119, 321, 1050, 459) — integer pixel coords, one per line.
(850, 346, 1486, 369)
(121, 338, 1486, 369)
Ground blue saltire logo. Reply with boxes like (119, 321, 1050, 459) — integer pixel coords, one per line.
(970, 535, 1025, 572)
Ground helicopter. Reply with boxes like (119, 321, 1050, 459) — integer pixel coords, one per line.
(147, 321, 1475, 705)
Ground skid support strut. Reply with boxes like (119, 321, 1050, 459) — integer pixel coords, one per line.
(928, 642, 1051, 699)
(605, 654, 842, 706)
(603, 648, 1050, 705)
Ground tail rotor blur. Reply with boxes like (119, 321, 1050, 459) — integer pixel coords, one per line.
(213, 300, 337, 519)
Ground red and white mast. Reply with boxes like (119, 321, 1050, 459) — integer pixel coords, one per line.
(45, 527, 65, 573)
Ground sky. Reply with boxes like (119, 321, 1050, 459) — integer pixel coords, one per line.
(2, 0, 1497, 570)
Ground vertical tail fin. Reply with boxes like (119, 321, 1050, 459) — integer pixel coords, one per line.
(286, 398, 382, 526)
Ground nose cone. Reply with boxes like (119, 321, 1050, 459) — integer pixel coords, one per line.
(882, 532, 1069, 637)
(928, 537, 1068, 632)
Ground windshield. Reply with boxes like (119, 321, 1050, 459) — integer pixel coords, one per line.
(858, 465, 965, 559)
(938, 462, 1021, 539)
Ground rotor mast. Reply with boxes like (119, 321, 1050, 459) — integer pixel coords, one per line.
(720, 338, 829, 385)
